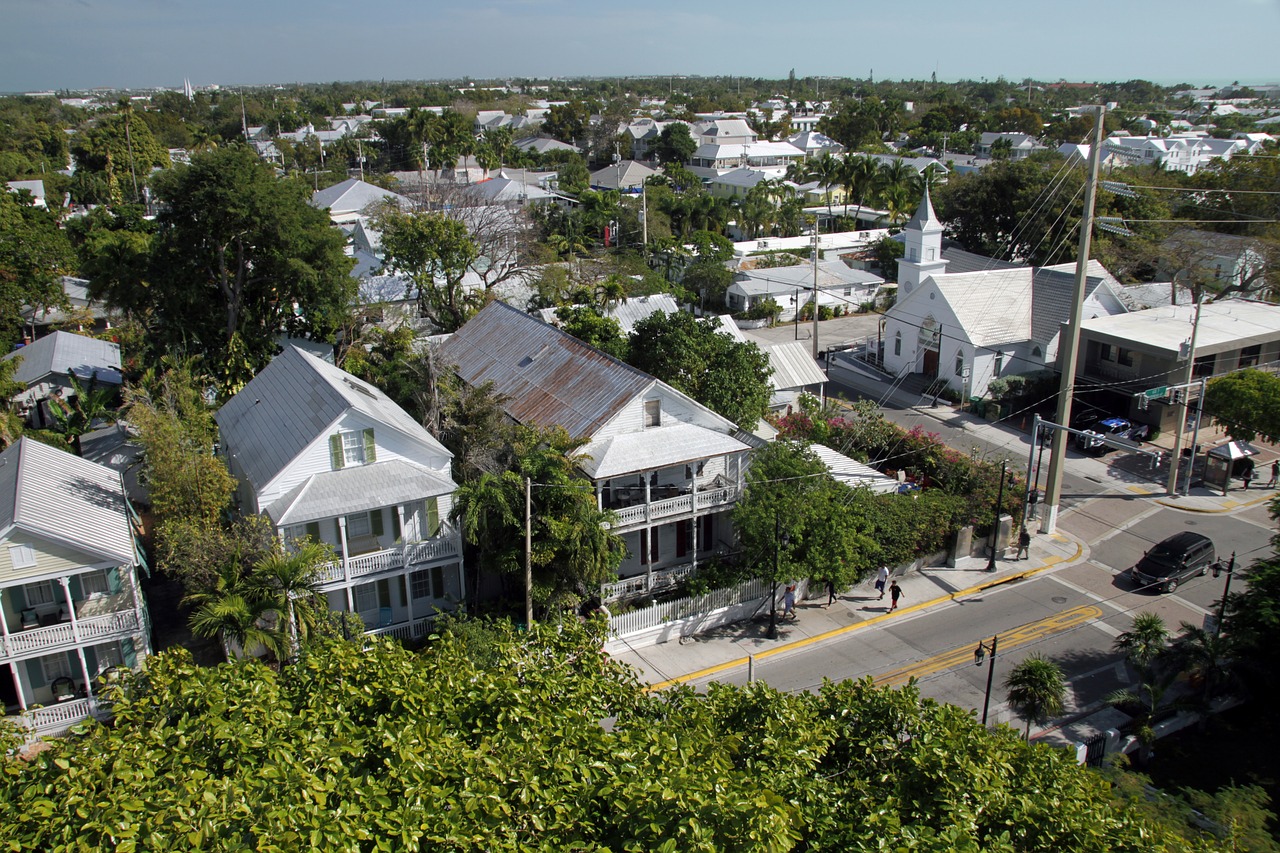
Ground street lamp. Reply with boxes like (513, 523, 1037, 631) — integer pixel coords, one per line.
(1212, 551, 1236, 639)
(974, 635, 999, 725)
(986, 460, 1008, 572)
(767, 511, 790, 640)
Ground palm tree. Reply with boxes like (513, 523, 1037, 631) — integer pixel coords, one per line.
(47, 372, 117, 456)
(453, 471, 522, 604)
(1170, 622, 1239, 722)
(1107, 613, 1174, 763)
(1004, 653, 1067, 741)
(809, 152, 843, 221)
(254, 542, 329, 658)
(841, 155, 878, 229)
(1115, 612, 1170, 674)
(189, 593, 286, 663)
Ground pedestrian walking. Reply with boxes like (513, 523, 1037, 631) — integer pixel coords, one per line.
(889, 581, 904, 612)
(782, 584, 797, 619)
(1269, 460, 1279, 488)
(875, 566, 890, 600)
(1017, 527, 1031, 560)
(825, 578, 837, 607)
(1243, 461, 1255, 490)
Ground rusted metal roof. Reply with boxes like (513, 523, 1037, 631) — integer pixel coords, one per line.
(438, 301, 655, 440)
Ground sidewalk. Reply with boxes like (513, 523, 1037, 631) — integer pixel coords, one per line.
(611, 529, 1086, 689)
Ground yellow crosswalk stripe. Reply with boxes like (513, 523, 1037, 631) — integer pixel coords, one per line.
(874, 605, 1104, 687)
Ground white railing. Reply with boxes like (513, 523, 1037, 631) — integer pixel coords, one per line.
(367, 616, 436, 642)
(314, 538, 461, 587)
(2, 610, 140, 661)
(608, 578, 768, 638)
(18, 697, 107, 736)
(606, 486, 738, 529)
(601, 564, 697, 602)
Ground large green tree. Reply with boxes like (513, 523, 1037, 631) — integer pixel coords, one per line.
(0, 189, 73, 349)
(95, 145, 354, 389)
(1204, 368, 1280, 445)
(654, 122, 697, 164)
(627, 310, 772, 429)
(0, 621, 1237, 851)
(373, 205, 479, 332)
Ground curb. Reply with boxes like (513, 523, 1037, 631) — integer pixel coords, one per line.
(1154, 491, 1275, 513)
(644, 534, 1086, 692)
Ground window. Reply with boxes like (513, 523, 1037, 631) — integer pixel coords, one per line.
(954, 353, 964, 377)
(1032, 345, 1042, 359)
(341, 432, 366, 466)
(993, 352, 1004, 376)
(353, 583, 377, 613)
(893, 332, 902, 357)
(346, 512, 372, 539)
(42, 653, 72, 683)
(23, 580, 56, 607)
(644, 400, 661, 428)
(8, 544, 35, 569)
(1194, 354, 1215, 378)
(80, 570, 110, 597)
(926, 248, 935, 261)
(640, 528, 660, 564)
(1117, 348, 1134, 367)
(1239, 344, 1261, 369)
(410, 569, 432, 600)
(1099, 343, 1114, 362)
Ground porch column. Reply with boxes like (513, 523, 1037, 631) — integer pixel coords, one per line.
(7, 661, 26, 711)
(337, 516, 351, 582)
(595, 483, 603, 512)
(689, 469, 699, 572)
(395, 505, 407, 557)
(0, 588, 10, 659)
(126, 566, 147, 651)
(644, 478, 653, 591)
(405, 572, 415, 632)
(75, 646, 94, 701)
(57, 577, 81, 644)
(456, 562, 465, 608)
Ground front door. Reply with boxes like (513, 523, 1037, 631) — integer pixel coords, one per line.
(922, 348, 939, 378)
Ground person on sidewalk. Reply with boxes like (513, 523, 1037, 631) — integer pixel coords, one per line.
(875, 566, 890, 600)
(1017, 527, 1031, 560)
(825, 578, 837, 607)
(889, 581, 903, 612)
(1243, 461, 1255, 490)
(782, 584, 797, 619)
(1269, 460, 1279, 488)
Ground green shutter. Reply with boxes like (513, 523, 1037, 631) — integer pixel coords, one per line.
(84, 647, 99, 676)
(377, 579, 391, 608)
(391, 509, 402, 542)
(305, 521, 320, 542)
(334, 519, 343, 543)
(330, 434, 345, 470)
(9, 586, 26, 612)
(107, 567, 122, 595)
(25, 659, 45, 690)
(370, 509, 384, 538)
(363, 428, 376, 464)
(68, 575, 83, 601)
(426, 497, 440, 537)
(121, 638, 137, 668)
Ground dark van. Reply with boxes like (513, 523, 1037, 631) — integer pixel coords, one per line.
(1131, 532, 1216, 593)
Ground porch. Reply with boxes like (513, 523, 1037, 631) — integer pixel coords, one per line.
(312, 535, 462, 587)
(9, 697, 110, 740)
(323, 559, 464, 635)
(1, 569, 143, 663)
(3, 640, 136, 725)
(606, 483, 738, 529)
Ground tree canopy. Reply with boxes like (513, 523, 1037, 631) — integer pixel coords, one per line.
(1204, 368, 1280, 444)
(627, 311, 772, 429)
(0, 620, 1237, 851)
(0, 189, 74, 349)
(372, 205, 480, 332)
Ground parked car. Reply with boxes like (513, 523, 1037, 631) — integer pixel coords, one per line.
(1075, 416, 1148, 454)
(1131, 532, 1216, 593)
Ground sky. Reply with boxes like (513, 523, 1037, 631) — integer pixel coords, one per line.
(5, 0, 1280, 93)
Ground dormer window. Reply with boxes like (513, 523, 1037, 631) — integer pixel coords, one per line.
(330, 428, 377, 469)
(644, 400, 661, 428)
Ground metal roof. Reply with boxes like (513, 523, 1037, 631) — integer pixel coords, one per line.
(582, 423, 749, 480)
(537, 294, 679, 336)
(267, 459, 456, 526)
(3, 331, 122, 388)
(765, 341, 827, 390)
(0, 437, 135, 565)
(438, 301, 655, 440)
(310, 178, 407, 216)
(810, 444, 899, 495)
(215, 346, 450, 494)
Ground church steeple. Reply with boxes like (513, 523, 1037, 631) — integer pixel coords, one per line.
(896, 182, 947, 297)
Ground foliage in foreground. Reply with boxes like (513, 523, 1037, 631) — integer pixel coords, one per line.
(0, 621, 1238, 852)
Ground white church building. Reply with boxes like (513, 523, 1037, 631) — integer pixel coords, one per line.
(881, 187, 1127, 400)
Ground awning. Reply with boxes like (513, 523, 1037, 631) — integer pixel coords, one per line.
(267, 460, 457, 526)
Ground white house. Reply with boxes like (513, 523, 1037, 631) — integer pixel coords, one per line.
(215, 347, 463, 641)
(439, 302, 760, 602)
(883, 188, 1127, 399)
(728, 260, 883, 320)
(0, 438, 151, 739)
(2, 331, 123, 429)
(311, 178, 410, 225)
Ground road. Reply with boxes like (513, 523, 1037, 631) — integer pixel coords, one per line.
(684, 491, 1271, 734)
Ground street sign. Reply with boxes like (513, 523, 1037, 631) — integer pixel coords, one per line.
(1143, 386, 1168, 400)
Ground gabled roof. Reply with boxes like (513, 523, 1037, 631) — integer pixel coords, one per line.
(464, 171, 557, 203)
(537, 293, 679, 336)
(581, 423, 748, 480)
(1029, 260, 1121, 344)
(733, 260, 883, 296)
(810, 444, 899, 495)
(311, 178, 408, 216)
(3, 331, 122, 388)
(590, 160, 658, 190)
(0, 437, 135, 566)
(940, 247, 1021, 274)
(928, 268, 1035, 347)
(215, 346, 449, 494)
(437, 301, 655, 440)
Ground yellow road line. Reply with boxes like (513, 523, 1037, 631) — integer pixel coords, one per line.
(643, 535, 1085, 692)
(874, 604, 1104, 688)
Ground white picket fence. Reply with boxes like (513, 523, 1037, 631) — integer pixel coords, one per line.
(606, 578, 808, 653)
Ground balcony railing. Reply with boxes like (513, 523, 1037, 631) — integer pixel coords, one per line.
(601, 563, 697, 602)
(1, 610, 140, 661)
(607, 485, 737, 529)
(314, 537, 461, 586)
(16, 697, 109, 737)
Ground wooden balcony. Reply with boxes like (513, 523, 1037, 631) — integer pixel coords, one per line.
(1, 610, 141, 663)
(314, 537, 461, 587)
(12, 697, 110, 740)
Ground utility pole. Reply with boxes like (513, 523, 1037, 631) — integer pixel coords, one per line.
(1167, 295, 1206, 495)
(1040, 105, 1105, 534)
(641, 183, 648, 259)
(811, 222, 820, 360)
(525, 477, 533, 629)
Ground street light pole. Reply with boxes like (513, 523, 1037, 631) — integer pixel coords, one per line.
(986, 460, 1007, 572)
(974, 635, 999, 725)
(1212, 551, 1236, 640)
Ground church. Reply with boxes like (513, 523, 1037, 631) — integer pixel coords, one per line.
(880, 187, 1128, 401)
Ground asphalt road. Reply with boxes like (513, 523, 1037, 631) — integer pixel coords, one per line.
(685, 498, 1272, 734)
